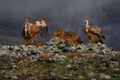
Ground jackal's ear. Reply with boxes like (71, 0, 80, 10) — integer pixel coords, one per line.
(52, 31, 59, 37)
(57, 31, 61, 35)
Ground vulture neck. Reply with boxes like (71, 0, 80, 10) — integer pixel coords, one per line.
(85, 21, 90, 28)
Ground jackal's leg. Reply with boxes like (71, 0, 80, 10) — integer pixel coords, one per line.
(56, 38, 62, 44)
(61, 39, 65, 44)
(72, 42, 77, 47)
(72, 40, 77, 47)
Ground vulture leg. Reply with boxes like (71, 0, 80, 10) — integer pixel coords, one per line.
(40, 27, 49, 41)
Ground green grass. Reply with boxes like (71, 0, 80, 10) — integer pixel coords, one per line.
(0, 50, 120, 80)
(0, 57, 119, 80)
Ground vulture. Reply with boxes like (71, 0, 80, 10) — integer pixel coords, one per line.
(84, 20, 105, 43)
(22, 17, 49, 42)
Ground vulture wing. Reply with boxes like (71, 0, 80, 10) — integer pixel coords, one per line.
(89, 25, 106, 39)
(89, 25, 101, 33)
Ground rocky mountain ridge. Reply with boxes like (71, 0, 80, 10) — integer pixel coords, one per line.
(0, 38, 120, 80)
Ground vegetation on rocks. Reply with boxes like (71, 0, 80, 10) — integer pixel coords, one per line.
(0, 38, 120, 80)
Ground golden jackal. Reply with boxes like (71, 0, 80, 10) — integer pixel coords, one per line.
(52, 29, 83, 47)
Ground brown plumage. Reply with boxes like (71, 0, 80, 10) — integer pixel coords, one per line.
(22, 17, 31, 40)
(84, 20, 105, 43)
(52, 29, 83, 47)
(22, 17, 49, 43)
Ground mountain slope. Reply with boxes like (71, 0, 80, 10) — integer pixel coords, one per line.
(0, 36, 21, 45)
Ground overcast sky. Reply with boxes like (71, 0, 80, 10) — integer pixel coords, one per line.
(0, 0, 120, 49)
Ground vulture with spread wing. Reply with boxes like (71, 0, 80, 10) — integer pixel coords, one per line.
(22, 17, 49, 42)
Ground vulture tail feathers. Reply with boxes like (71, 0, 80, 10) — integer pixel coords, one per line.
(100, 33, 106, 40)
(99, 38, 104, 44)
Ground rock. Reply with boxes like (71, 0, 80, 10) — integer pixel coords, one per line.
(20, 45, 26, 50)
(42, 45, 47, 49)
(87, 72, 95, 78)
(39, 51, 44, 54)
(12, 75, 18, 80)
(50, 72, 56, 76)
(78, 75, 85, 79)
(1, 45, 9, 50)
(104, 75, 111, 80)
(101, 67, 107, 71)
(111, 52, 120, 61)
(101, 44, 106, 48)
(0, 37, 120, 79)
(99, 73, 111, 80)
(69, 46, 76, 52)
(8, 46, 14, 51)
(14, 45, 20, 50)
(31, 51, 38, 55)
(113, 68, 120, 73)
(54, 54, 66, 61)
(58, 46, 69, 52)
(109, 61, 119, 68)
(91, 79, 96, 80)
(0, 50, 9, 56)
(66, 64, 72, 69)
(48, 37, 59, 45)
(77, 44, 88, 51)
(37, 46, 45, 51)
(12, 64, 18, 69)
(97, 42, 102, 46)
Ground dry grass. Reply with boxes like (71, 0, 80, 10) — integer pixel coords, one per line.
(37, 54, 55, 59)
(22, 40, 47, 47)
(18, 59, 31, 64)
(36, 52, 83, 59)
(63, 52, 83, 58)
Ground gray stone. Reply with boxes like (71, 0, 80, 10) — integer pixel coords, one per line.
(12, 75, 18, 80)
(113, 68, 120, 72)
(54, 54, 66, 61)
(1, 45, 9, 50)
(69, 46, 76, 51)
(78, 75, 85, 79)
(91, 79, 96, 80)
(99, 73, 105, 79)
(87, 72, 95, 78)
(104, 75, 111, 80)
(50, 72, 56, 76)
(101, 67, 107, 71)
(0, 50, 9, 56)
(101, 44, 106, 48)
(14, 45, 20, 50)
(99, 73, 111, 80)
(110, 61, 119, 68)
(66, 64, 72, 68)
(48, 37, 59, 44)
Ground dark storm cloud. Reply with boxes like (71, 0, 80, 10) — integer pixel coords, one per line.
(0, 0, 119, 24)
(0, 0, 120, 49)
